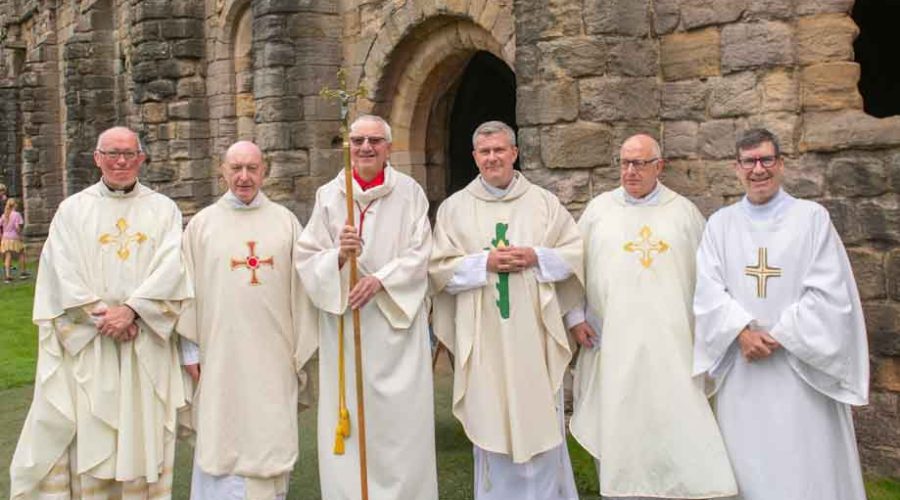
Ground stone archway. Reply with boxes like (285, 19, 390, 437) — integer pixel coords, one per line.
(364, 16, 515, 209)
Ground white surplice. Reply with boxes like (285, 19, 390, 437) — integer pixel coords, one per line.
(569, 183, 736, 499)
(296, 165, 438, 500)
(10, 181, 191, 499)
(693, 189, 868, 500)
(177, 191, 317, 500)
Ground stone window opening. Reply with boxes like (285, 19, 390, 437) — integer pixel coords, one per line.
(852, 0, 900, 118)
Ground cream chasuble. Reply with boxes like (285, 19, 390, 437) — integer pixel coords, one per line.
(430, 174, 583, 465)
(570, 184, 736, 499)
(296, 165, 438, 500)
(11, 181, 191, 499)
(176, 192, 317, 495)
(693, 190, 868, 500)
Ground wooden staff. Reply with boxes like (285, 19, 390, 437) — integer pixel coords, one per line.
(321, 69, 369, 500)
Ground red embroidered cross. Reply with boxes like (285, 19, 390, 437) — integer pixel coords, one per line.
(230, 241, 274, 285)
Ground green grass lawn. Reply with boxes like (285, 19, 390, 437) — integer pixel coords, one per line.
(1, 281, 898, 499)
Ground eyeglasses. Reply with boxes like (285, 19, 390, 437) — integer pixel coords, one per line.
(349, 136, 387, 147)
(97, 150, 141, 160)
(617, 157, 659, 171)
(737, 156, 779, 169)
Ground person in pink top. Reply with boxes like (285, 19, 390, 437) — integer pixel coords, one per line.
(1, 198, 28, 282)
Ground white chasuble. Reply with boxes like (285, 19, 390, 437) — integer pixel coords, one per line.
(296, 166, 438, 500)
(570, 185, 737, 499)
(11, 181, 191, 499)
(693, 190, 868, 500)
(430, 174, 584, 466)
(176, 193, 317, 495)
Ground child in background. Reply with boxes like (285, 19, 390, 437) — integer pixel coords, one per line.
(0, 198, 28, 283)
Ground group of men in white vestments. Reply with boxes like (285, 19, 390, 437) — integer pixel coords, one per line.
(10, 119, 870, 500)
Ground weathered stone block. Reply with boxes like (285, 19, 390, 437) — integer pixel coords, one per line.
(536, 37, 607, 79)
(302, 95, 339, 121)
(801, 62, 862, 111)
(160, 18, 204, 40)
(132, 61, 159, 83)
(652, 0, 680, 35)
(134, 0, 170, 21)
(796, 0, 854, 16)
(709, 72, 759, 118)
(661, 159, 707, 195)
(141, 102, 168, 123)
(745, 112, 800, 154)
(172, 39, 205, 59)
(889, 151, 900, 193)
(873, 355, 900, 392)
(796, 14, 857, 65)
(760, 68, 799, 112)
(266, 149, 310, 178)
(514, 45, 539, 84)
(235, 94, 255, 118)
(310, 148, 342, 177)
(256, 122, 292, 150)
(868, 308, 900, 357)
(580, 77, 659, 122)
(698, 119, 738, 159)
(827, 154, 888, 198)
(887, 250, 900, 301)
(255, 96, 302, 122)
(680, 0, 746, 29)
(138, 79, 176, 102)
(801, 111, 900, 152)
(515, 0, 583, 44)
(704, 159, 745, 196)
(254, 0, 303, 15)
(783, 155, 824, 198)
(525, 168, 591, 205)
(539, 121, 612, 169)
(133, 41, 170, 61)
(517, 127, 542, 171)
(254, 68, 285, 98)
(848, 247, 886, 300)
(257, 43, 295, 67)
(254, 14, 289, 41)
(663, 121, 699, 159)
(167, 98, 208, 120)
(157, 59, 196, 79)
(608, 38, 657, 77)
(584, 0, 650, 36)
(517, 79, 579, 126)
(661, 81, 708, 121)
(660, 28, 720, 81)
(721, 21, 795, 72)
(856, 198, 900, 244)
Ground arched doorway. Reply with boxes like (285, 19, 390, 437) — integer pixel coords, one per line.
(447, 51, 517, 196)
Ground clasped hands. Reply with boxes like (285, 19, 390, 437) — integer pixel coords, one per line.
(338, 224, 383, 310)
(738, 325, 781, 362)
(91, 303, 138, 342)
(487, 246, 537, 274)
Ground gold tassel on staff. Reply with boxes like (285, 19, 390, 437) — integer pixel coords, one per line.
(321, 69, 370, 500)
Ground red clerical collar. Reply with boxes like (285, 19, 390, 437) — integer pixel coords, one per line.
(353, 168, 385, 191)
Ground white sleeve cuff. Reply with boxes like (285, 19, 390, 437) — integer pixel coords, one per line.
(534, 247, 574, 283)
(564, 307, 586, 329)
(444, 252, 489, 295)
(180, 338, 200, 365)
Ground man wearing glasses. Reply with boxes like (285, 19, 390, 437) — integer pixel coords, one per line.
(297, 115, 438, 499)
(693, 128, 868, 500)
(567, 134, 737, 499)
(177, 141, 318, 499)
(10, 126, 191, 498)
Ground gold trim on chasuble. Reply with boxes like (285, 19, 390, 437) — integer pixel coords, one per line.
(98, 218, 148, 261)
(623, 225, 669, 268)
(745, 247, 781, 298)
(231, 241, 274, 285)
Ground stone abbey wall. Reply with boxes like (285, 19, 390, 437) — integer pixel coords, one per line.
(1, 0, 898, 475)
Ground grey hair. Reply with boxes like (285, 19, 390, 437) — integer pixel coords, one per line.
(95, 126, 144, 152)
(736, 128, 781, 158)
(472, 121, 517, 148)
(350, 115, 393, 143)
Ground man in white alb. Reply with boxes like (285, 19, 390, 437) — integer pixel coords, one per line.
(693, 128, 868, 500)
(430, 120, 583, 500)
(177, 141, 317, 500)
(567, 134, 736, 500)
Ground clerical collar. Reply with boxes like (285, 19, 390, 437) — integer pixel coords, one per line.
(622, 181, 662, 206)
(479, 172, 519, 199)
(353, 168, 385, 191)
(223, 189, 265, 210)
(740, 188, 794, 221)
(101, 178, 138, 197)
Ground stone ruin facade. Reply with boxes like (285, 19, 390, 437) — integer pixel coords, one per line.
(1, 0, 899, 476)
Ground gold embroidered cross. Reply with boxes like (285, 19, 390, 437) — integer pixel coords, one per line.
(231, 241, 274, 285)
(99, 218, 147, 261)
(745, 247, 781, 298)
(623, 226, 669, 268)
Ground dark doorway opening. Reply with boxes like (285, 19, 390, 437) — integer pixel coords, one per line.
(853, 0, 900, 118)
(447, 51, 517, 196)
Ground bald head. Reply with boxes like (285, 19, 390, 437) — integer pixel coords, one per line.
(221, 141, 266, 204)
(619, 133, 664, 199)
(96, 126, 142, 152)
